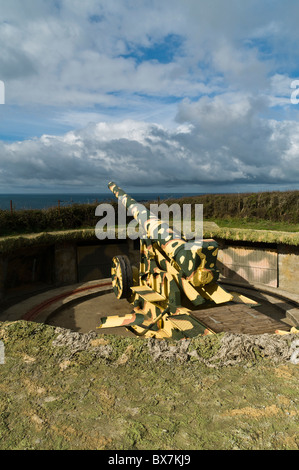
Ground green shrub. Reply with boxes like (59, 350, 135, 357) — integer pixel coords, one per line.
(0, 190, 299, 236)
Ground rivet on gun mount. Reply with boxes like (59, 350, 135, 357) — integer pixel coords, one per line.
(98, 182, 254, 339)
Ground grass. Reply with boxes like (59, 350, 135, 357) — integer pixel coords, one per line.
(1, 222, 299, 256)
(212, 218, 299, 232)
(0, 320, 299, 450)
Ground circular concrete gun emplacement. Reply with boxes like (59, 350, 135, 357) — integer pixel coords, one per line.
(1, 277, 299, 338)
(1, 279, 134, 337)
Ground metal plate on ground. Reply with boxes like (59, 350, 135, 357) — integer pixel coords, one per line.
(190, 303, 290, 334)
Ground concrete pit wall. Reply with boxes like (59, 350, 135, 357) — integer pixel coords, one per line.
(278, 245, 299, 293)
(216, 239, 299, 295)
(0, 244, 55, 304)
(0, 238, 139, 306)
(0, 236, 298, 308)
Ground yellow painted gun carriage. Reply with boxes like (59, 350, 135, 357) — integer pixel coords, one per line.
(98, 182, 265, 339)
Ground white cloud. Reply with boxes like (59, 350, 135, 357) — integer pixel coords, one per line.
(1, 1, 299, 192)
(1, 0, 293, 106)
(1, 96, 299, 192)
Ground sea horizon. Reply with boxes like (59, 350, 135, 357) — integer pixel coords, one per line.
(0, 192, 200, 211)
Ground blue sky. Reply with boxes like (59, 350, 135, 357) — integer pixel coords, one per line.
(1, 0, 299, 194)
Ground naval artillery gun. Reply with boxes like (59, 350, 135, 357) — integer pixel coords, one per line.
(99, 182, 255, 339)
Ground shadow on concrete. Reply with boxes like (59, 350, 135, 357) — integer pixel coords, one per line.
(45, 292, 136, 336)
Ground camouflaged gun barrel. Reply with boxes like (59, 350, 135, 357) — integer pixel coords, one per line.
(108, 181, 219, 287)
(108, 181, 185, 244)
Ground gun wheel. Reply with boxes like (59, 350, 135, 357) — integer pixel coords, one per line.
(111, 255, 133, 300)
